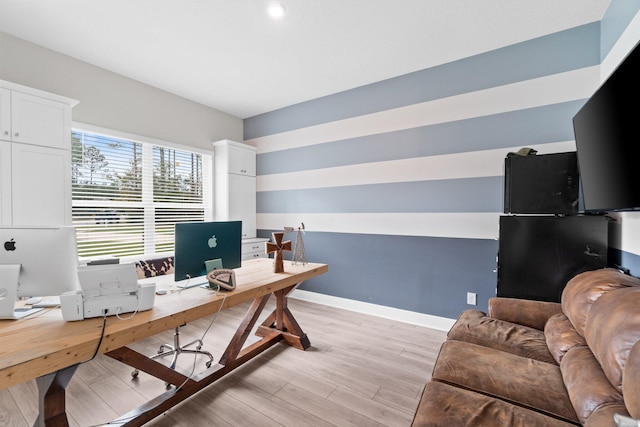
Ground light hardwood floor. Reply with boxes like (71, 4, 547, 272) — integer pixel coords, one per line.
(1, 298, 447, 427)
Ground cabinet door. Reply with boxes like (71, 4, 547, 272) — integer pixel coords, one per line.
(0, 140, 11, 225)
(228, 174, 256, 238)
(11, 91, 71, 149)
(11, 143, 71, 226)
(227, 144, 256, 176)
(0, 88, 10, 140)
(497, 215, 608, 302)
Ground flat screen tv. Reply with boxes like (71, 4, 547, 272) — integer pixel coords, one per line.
(572, 40, 640, 213)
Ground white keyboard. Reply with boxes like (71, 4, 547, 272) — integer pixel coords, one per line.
(31, 296, 61, 308)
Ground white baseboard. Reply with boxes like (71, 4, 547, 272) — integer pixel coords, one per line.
(290, 289, 456, 332)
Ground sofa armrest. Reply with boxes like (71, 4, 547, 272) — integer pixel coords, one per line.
(488, 297, 562, 330)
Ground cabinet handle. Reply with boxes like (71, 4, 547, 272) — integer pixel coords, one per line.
(3, 130, 8, 136)
(14, 132, 19, 137)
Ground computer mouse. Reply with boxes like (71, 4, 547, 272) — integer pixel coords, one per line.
(155, 288, 167, 295)
(25, 297, 42, 305)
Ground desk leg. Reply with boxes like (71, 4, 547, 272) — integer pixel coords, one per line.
(33, 364, 78, 427)
(255, 284, 311, 350)
(219, 294, 272, 366)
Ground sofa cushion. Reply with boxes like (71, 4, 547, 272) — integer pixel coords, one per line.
(561, 345, 625, 425)
(562, 269, 640, 337)
(412, 381, 577, 427)
(545, 313, 587, 364)
(448, 310, 556, 364)
(584, 405, 632, 427)
(585, 286, 640, 393)
(431, 340, 579, 424)
(623, 342, 640, 419)
(489, 297, 563, 330)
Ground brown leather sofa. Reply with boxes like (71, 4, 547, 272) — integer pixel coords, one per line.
(412, 268, 640, 426)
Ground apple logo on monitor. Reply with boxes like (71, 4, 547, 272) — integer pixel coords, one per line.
(3, 238, 16, 251)
(208, 235, 217, 248)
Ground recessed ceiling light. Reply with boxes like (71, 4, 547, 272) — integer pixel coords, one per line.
(268, 2, 285, 19)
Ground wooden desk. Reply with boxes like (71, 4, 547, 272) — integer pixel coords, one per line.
(0, 258, 328, 426)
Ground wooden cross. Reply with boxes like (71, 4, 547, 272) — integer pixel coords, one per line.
(266, 231, 292, 273)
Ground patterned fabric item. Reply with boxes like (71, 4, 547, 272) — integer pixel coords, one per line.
(135, 257, 174, 279)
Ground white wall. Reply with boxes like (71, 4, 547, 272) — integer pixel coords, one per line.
(0, 32, 242, 149)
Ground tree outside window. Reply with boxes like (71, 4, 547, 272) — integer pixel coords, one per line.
(71, 130, 211, 259)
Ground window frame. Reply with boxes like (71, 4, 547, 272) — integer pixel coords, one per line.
(71, 122, 213, 261)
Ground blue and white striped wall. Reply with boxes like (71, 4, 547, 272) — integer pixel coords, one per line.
(244, 0, 640, 328)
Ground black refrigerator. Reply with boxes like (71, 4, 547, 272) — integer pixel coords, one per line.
(497, 151, 609, 302)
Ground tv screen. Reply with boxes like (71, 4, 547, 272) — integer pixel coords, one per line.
(572, 41, 640, 213)
(174, 221, 242, 282)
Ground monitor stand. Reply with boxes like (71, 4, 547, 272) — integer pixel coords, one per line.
(176, 258, 223, 289)
(0, 264, 43, 320)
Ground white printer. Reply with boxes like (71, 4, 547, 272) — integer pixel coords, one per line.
(61, 263, 155, 321)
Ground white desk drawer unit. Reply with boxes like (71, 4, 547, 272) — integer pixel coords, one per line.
(242, 238, 269, 261)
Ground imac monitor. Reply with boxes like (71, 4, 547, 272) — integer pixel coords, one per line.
(174, 221, 242, 281)
(1, 226, 81, 298)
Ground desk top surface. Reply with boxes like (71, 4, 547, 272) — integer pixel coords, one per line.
(0, 259, 327, 389)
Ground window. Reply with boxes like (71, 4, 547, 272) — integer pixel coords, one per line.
(71, 127, 212, 259)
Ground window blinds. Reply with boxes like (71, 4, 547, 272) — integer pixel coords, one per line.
(71, 130, 211, 259)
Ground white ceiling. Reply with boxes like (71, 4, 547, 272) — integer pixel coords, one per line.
(0, 0, 610, 119)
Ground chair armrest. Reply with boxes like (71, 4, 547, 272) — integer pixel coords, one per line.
(488, 297, 563, 330)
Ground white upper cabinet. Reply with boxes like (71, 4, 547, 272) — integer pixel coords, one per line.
(0, 88, 11, 140)
(0, 81, 75, 150)
(10, 91, 71, 149)
(213, 139, 256, 177)
(0, 80, 77, 226)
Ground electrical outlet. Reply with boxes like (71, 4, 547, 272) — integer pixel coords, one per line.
(467, 292, 477, 305)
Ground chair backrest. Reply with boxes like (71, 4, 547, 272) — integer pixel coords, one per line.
(135, 256, 174, 279)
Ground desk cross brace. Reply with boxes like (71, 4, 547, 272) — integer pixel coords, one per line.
(103, 283, 309, 427)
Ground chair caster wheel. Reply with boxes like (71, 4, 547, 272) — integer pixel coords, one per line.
(206, 360, 212, 368)
(165, 382, 172, 389)
(157, 346, 165, 354)
(131, 369, 139, 378)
